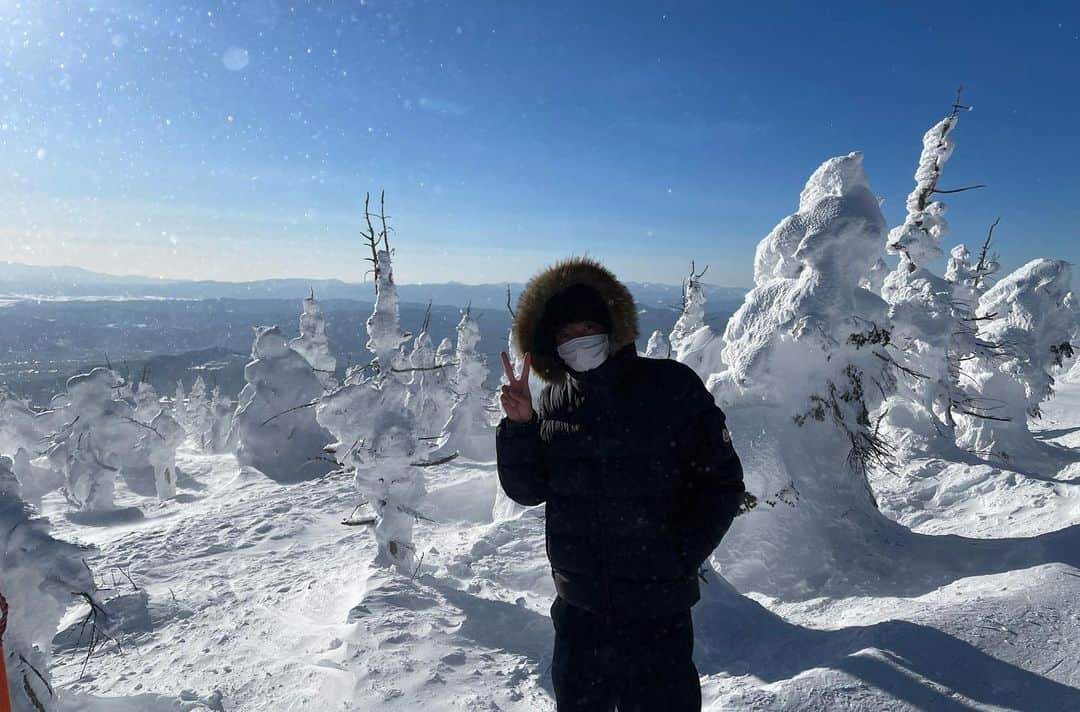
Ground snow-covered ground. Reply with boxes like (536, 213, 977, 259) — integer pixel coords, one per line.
(871, 372, 1080, 539)
(42, 379, 1080, 711)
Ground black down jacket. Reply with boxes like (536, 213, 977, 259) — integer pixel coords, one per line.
(496, 339, 745, 619)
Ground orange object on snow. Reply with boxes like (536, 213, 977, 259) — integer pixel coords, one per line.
(0, 591, 11, 712)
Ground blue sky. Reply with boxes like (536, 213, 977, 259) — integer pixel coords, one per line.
(1, 1, 1078, 287)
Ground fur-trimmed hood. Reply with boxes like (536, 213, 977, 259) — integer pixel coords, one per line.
(512, 256, 639, 384)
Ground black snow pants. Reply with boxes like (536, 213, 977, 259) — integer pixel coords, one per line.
(550, 595, 701, 711)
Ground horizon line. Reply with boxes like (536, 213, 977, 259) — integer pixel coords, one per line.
(0, 261, 754, 291)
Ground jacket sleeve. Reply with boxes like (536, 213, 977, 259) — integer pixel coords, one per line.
(672, 369, 745, 575)
(495, 411, 549, 506)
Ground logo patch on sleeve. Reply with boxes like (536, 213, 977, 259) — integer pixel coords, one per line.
(721, 426, 731, 443)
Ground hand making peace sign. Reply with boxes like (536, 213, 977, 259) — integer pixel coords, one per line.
(499, 351, 535, 423)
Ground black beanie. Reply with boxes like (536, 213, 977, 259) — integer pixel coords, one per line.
(535, 283, 612, 357)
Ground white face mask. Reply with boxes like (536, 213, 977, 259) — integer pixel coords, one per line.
(557, 333, 611, 372)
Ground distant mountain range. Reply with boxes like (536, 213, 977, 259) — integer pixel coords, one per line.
(0, 262, 748, 312)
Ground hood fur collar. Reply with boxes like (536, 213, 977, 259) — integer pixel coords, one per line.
(512, 256, 639, 385)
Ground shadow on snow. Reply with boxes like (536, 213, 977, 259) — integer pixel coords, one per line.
(692, 572, 1079, 710)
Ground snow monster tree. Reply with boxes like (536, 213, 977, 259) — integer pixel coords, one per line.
(1, 457, 95, 712)
(644, 329, 672, 359)
(42, 368, 145, 513)
(711, 152, 904, 599)
(317, 194, 427, 573)
(669, 261, 725, 378)
(431, 306, 494, 462)
(404, 306, 451, 440)
(877, 99, 974, 458)
(289, 289, 338, 391)
(954, 258, 1075, 464)
(231, 326, 336, 482)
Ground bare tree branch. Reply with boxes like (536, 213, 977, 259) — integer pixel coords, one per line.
(932, 184, 987, 195)
(975, 216, 1001, 287)
(260, 399, 320, 426)
(390, 362, 457, 373)
(121, 416, 166, 441)
(379, 189, 391, 253)
(952, 407, 1011, 422)
(410, 452, 459, 467)
(950, 84, 972, 118)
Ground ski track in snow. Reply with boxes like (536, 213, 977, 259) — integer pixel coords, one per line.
(42, 379, 1080, 711)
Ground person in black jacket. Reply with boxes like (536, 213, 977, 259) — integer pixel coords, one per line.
(496, 255, 745, 711)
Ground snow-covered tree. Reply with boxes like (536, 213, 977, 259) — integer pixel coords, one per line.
(144, 409, 185, 499)
(876, 274, 955, 459)
(11, 447, 63, 511)
(885, 92, 971, 270)
(43, 368, 145, 512)
(403, 305, 449, 438)
(172, 380, 188, 431)
(208, 385, 235, 453)
(643, 329, 672, 359)
(668, 262, 725, 376)
(878, 97, 985, 458)
(0, 388, 47, 462)
(431, 307, 494, 462)
(670, 262, 706, 345)
(941, 223, 1009, 429)
(316, 194, 426, 572)
(945, 222, 1001, 307)
(363, 205, 412, 380)
(0, 391, 64, 509)
(430, 336, 457, 428)
(435, 337, 455, 371)
(860, 257, 889, 295)
(712, 151, 900, 597)
(1, 462, 94, 712)
(954, 258, 1075, 463)
(231, 326, 336, 482)
(1064, 306, 1080, 381)
(390, 342, 414, 386)
(185, 376, 214, 450)
(0, 454, 20, 502)
(289, 289, 338, 390)
(132, 381, 162, 424)
(0, 390, 61, 510)
(1066, 320, 1080, 382)
(945, 243, 986, 316)
(117, 379, 185, 500)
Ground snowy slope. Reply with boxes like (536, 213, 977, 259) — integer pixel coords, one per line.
(870, 371, 1080, 539)
(41, 382, 1080, 711)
